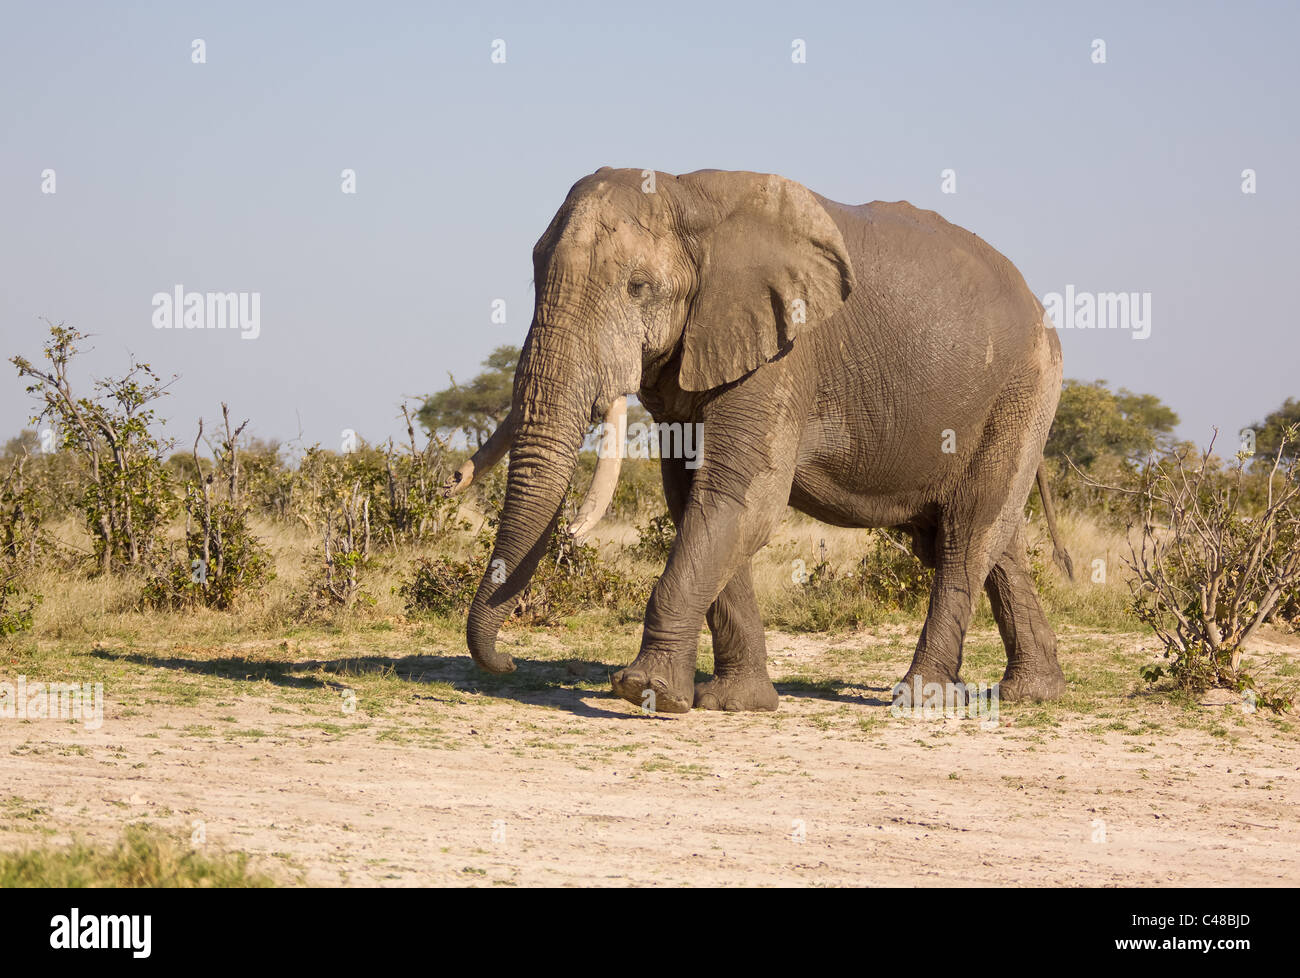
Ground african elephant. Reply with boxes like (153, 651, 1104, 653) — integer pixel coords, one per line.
(446, 167, 1071, 713)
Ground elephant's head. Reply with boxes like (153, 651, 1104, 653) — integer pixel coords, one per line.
(465, 167, 856, 673)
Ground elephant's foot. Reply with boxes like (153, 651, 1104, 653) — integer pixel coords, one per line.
(895, 661, 968, 709)
(694, 673, 779, 712)
(995, 665, 1066, 702)
(611, 653, 694, 714)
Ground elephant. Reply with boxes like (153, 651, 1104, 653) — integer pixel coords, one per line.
(445, 167, 1073, 714)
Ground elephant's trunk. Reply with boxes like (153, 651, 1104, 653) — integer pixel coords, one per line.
(466, 332, 595, 673)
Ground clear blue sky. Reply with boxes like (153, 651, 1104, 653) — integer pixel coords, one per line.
(2, 0, 1297, 452)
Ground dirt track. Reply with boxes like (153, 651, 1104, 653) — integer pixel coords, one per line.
(3, 629, 1298, 886)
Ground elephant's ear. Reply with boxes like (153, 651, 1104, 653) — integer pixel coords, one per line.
(676, 171, 856, 392)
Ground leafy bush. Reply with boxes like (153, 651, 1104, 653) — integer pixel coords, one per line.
(310, 479, 374, 609)
(1026, 540, 1059, 601)
(401, 495, 651, 624)
(143, 494, 274, 611)
(517, 513, 651, 625)
(853, 530, 932, 608)
(767, 531, 932, 632)
(630, 512, 676, 562)
(1125, 430, 1299, 712)
(399, 553, 482, 618)
(0, 453, 47, 571)
(292, 414, 467, 556)
(606, 457, 667, 522)
(0, 573, 39, 638)
(293, 413, 470, 612)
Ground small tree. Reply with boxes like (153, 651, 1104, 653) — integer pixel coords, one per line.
(1250, 396, 1300, 463)
(1125, 428, 1299, 711)
(12, 324, 175, 573)
(417, 345, 517, 448)
(1047, 379, 1180, 470)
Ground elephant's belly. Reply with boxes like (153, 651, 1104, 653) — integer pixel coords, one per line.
(788, 406, 946, 528)
(788, 462, 933, 529)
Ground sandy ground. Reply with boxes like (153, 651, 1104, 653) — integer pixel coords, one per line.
(2, 628, 1298, 887)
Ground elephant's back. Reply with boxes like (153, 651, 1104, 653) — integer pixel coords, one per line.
(796, 196, 1056, 501)
(819, 196, 1045, 336)
(814, 195, 1050, 389)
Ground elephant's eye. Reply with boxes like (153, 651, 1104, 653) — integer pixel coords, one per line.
(627, 277, 651, 299)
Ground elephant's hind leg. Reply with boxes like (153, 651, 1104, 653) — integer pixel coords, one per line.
(898, 375, 1050, 703)
(898, 533, 991, 704)
(695, 564, 778, 711)
(985, 529, 1066, 701)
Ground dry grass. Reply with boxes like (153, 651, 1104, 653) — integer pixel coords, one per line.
(10, 503, 1295, 711)
(16, 506, 1145, 648)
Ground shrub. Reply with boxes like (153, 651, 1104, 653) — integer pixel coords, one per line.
(853, 529, 932, 608)
(292, 405, 467, 552)
(143, 409, 274, 610)
(401, 494, 651, 624)
(399, 553, 481, 618)
(0, 453, 46, 571)
(630, 512, 676, 562)
(606, 457, 666, 522)
(767, 531, 932, 632)
(1123, 429, 1299, 712)
(517, 513, 651, 625)
(143, 493, 274, 611)
(311, 479, 374, 609)
(0, 573, 39, 638)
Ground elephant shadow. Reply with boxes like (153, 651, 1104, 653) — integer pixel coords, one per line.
(90, 647, 899, 716)
(774, 678, 896, 707)
(89, 646, 661, 721)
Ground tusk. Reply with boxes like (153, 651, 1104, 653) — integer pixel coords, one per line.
(570, 397, 626, 542)
(442, 407, 519, 497)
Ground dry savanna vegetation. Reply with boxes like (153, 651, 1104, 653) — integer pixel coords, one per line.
(2, 326, 1298, 886)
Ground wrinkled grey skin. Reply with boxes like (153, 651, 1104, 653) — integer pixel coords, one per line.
(465, 167, 1067, 713)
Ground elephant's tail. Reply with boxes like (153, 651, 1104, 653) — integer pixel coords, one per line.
(1036, 460, 1075, 582)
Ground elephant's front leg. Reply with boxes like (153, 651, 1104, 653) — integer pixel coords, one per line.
(611, 498, 745, 712)
(610, 569, 779, 713)
(646, 456, 778, 712)
(612, 465, 791, 714)
(610, 571, 706, 714)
